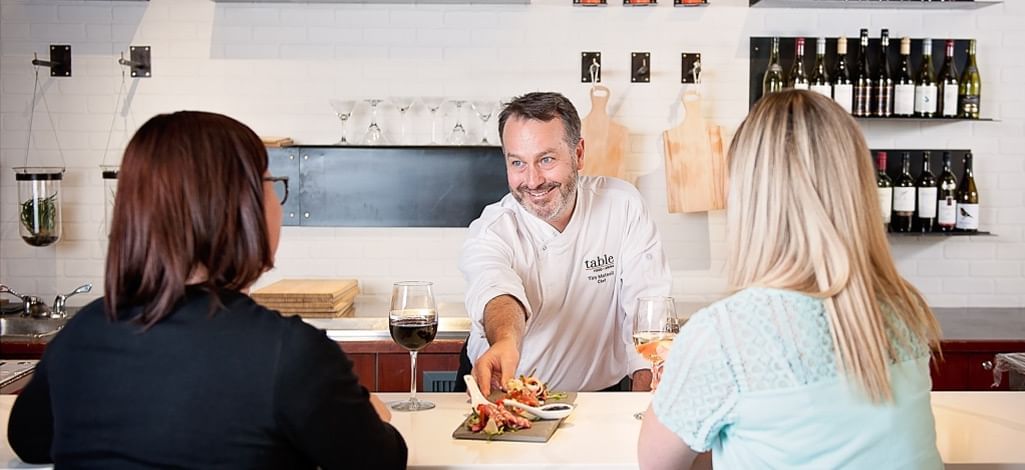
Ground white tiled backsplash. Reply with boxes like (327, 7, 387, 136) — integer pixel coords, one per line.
(1, 0, 1023, 308)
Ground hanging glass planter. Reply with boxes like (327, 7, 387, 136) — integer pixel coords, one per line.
(101, 165, 119, 236)
(14, 166, 65, 247)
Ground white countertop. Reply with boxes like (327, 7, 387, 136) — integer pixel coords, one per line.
(3, 392, 1024, 469)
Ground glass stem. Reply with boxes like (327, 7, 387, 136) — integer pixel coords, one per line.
(409, 350, 418, 403)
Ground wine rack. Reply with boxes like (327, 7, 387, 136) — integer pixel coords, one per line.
(873, 148, 991, 237)
(748, 36, 990, 121)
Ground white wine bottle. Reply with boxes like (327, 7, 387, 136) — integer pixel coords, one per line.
(763, 37, 785, 97)
(955, 152, 979, 232)
(915, 151, 937, 233)
(894, 37, 916, 117)
(892, 152, 915, 233)
(874, 29, 893, 117)
(914, 38, 938, 118)
(832, 36, 854, 114)
(789, 37, 810, 90)
(958, 39, 982, 119)
(936, 151, 958, 233)
(853, 29, 873, 117)
(876, 151, 893, 231)
(809, 37, 832, 97)
(939, 39, 960, 118)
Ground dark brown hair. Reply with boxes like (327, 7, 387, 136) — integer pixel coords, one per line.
(498, 92, 581, 151)
(104, 111, 273, 327)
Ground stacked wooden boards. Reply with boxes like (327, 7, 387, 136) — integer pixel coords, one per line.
(251, 279, 358, 318)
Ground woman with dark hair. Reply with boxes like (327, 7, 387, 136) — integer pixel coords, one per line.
(8, 111, 407, 469)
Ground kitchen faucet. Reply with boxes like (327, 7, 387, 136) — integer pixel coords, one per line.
(0, 283, 92, 318)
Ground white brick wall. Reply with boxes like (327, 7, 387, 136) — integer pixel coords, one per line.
(1, 0, 1023, 308)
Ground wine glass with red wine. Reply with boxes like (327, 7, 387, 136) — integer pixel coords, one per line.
(389, 281, 439, 412)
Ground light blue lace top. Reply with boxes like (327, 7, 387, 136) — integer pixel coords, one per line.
(653, 288, 943, 469)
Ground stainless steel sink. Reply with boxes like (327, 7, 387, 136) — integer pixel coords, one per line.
(0, 316, 67, 340)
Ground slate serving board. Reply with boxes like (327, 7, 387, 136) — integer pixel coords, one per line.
(451, 392, 577, 443)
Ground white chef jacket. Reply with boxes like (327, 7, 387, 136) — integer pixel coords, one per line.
(459, 175, 673, 392)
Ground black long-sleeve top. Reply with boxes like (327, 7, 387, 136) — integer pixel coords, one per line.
(8, 286, 407, 469)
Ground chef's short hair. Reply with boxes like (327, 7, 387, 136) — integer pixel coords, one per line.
(498, 92, 581, 152)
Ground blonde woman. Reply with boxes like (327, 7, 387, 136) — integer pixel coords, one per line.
(638, 90, 943, 469)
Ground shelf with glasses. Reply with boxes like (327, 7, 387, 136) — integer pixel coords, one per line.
(749, 0, 1001, 9)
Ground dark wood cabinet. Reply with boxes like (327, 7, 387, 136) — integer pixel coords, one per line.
(338, 339, 463, 393)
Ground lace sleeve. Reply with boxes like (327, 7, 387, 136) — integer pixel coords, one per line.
(652, 307, 739, 453)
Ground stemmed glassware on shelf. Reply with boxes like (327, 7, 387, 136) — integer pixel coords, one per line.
(422, 97, 446, 145)
(388, 281, 440, 412)
(631, 296, 680, 420)
(447, 100, 468, 145)
(362, 98, 389, 145)
(328, 99, 357, 145)
(392, 97, 417, 145)
(470, 100, 497, 145)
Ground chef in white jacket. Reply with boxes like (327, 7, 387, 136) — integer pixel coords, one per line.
(458, 92, 672, 395)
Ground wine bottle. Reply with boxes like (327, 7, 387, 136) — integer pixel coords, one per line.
(936, 151, 958, 232)
(876, 151, 893, 231)
(939, 39, 960, 118)
(955, 152, 979, 232)
(958, 39, 981, 119)
(789, 37, 810, 90)
(894, 37, 916, 117)
(892, 151, 915, 233)
(874, 29, 893, 117)
(763, 37, 785, 97)
(832, 36, 854, 114)
(915, 151, 937, 232)
(810, 37, 831, 97)
(914, 38, 938, 118)
(853, 29, 873, 117)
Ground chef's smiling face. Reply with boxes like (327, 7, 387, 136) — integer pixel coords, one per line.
(502, 116, 584, 231)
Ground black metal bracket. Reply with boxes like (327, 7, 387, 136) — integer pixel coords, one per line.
(631, 52, 650, 83)
(681, 52, 701, 84)
(581, 52, 601, 83)
(31, 45, 71, 77)
(118, 46, 152, 78)
(624, 0, 657, 5)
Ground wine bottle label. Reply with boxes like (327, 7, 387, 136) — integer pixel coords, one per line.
(956, 203, 979, 230)
(942, 86, 959, 117)
(854, 84, 871, 115)
(917, 187, 938, 217)
(793, 82, 809, 90)
(893, 187, 916, 212)
(960, 95, 981, 106)
(937, 197, 957, 226)
(878, 188, 893, 223)
(875, 83, 893, 116)
(810, 84, 832, 97)
(894, 85, 916, 115)
(915, 85, 938, 114)
(834, 84, 854, 114)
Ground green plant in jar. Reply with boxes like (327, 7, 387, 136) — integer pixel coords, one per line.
(20, 193, 59, 246)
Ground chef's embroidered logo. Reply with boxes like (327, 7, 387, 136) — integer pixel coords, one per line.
(584, 254, 615, 285)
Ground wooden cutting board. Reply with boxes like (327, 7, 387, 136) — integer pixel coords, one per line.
(580, 86, 629, 180)
(251, 279, 358, 302)
(277, 304, 355, 318)
(255, 284, 359, 308)
(663, 92, 727, 213)
(451, 393, 577, 443)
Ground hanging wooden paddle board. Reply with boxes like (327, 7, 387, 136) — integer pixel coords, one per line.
(662, 92, 727, 213)
(580, 85, 629, 181)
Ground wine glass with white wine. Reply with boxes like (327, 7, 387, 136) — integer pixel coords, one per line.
(632, 296, 679, 420)
(389, 281, 439, 412)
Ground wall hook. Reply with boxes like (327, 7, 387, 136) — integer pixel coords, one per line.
(31, 45, 72, 77)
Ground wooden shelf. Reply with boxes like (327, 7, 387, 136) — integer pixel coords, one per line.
(857, 116, 997, 122)
(749, 0, 1001, 9)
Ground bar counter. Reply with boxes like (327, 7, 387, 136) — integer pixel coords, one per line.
(2, 392, 1024, 469)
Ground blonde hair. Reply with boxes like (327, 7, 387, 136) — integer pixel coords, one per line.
(725, 90, 942, 402)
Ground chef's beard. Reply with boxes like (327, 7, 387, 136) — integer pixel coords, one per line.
(512, 170, 578, 224)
